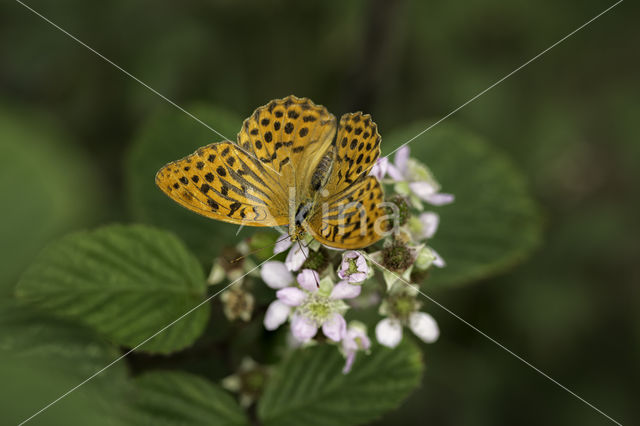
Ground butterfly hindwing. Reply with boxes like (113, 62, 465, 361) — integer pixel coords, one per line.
(155, 142, 288, 226)
(324, 112, 381, 196)
(308, 176, 389, 249)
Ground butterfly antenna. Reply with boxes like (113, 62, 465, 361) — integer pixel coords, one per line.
(230, 234, 291, 263)
(297, 239, 319, 287)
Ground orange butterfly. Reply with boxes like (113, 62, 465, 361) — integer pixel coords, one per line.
(156, 96, 390, 249)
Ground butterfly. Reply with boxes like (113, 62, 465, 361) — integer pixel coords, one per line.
(155, 95, 390, 249)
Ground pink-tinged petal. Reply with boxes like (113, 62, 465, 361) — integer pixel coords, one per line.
(344, 251, 358, 260)
(369, 157, 389, 180)
(386, 164, 404, 181)
(431, 248, 446, 268)
(342, 335, 358, 353)
(297, 269, 319, 293)
(322, 313, 346, 342)
(274, 235, 292, 254)
(419, 212, 440, 239)
(330, 281, 362, 299)
(338, 251, 368, 283)
(263, 300, 290, 331)
(260, 261, 294, 289)
(342, 351, 356, 374)
(375, 318, 403, 348)
(343, 327, 371, 352)
(337, 252, 353, 279)
(347, 272, 367, 283)
(424, 192, 455, 206)
(285, 242, 309, 271)
(353, 330, 371, 350)
(276, 287, 306, 306)
(409, 181, 437, 200)
(395, 146, 410, 171)
(408, 312, 439, 343)
(337, 268, 347, 280)
(291, 314, 317, 342)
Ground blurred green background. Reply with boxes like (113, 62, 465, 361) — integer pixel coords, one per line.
(1, 0, 638, 425)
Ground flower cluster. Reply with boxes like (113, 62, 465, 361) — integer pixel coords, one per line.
(213, 147, 452, 374)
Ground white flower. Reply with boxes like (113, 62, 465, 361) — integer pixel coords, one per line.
(422, 192, 455, 206)
(285, 241, 309, 271)
(430, 247, 446, 268)
(260, 261, 294, 289)
(264, 300, 290, 330)
(418, 212, 439, 239)
(263, 269, 361, 343)
(375, 318, 403, 348)
(408, 311, 439, 343)
(369, 157, 389, 180)
(337, 251, 369, 283)
(290, 313, 318, 342)
(386, 146, 410, 181)
(297, 268, 319, 291)
(274, 235, 292, 254)
(375, 311, 439, 347)
(207, 262, 226, 285)
(407, 212, 440, 243)
(322, 313, 347, 342)
(387, 146, 454, 207)
(276, 287, 306, 306)
(341, 323, 371, 374)
(330, 281, 362, 299)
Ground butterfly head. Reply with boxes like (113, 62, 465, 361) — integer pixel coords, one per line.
(289, 224, 307, 243)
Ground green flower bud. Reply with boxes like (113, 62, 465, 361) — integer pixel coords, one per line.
(301, 247, 329, 272)
(415, 247, 436, 270)
(382, 240, 413, 272)
(387, 292, 420, 323)
(387, 195, 410, 226)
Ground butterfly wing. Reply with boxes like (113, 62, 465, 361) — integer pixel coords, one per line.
(156, 97, 382, 242)
(305, 113, 386, 249)
(237, 95, 337, 203)
(322, 112, 381, 196)
(155, 142, 288, 226)
(307, 175, 390, 249)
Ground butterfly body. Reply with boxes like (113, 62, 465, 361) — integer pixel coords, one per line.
(156, 96, 390, 249)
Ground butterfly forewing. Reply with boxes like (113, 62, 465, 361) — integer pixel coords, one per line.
(155, 142, 288, 226)
(308, 176, 389, 249)
(237, 96, 337, 182)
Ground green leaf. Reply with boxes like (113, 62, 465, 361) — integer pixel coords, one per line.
(126, 370, 249, 426)
(0, 301, 130, 425)
(126, 104, 247, 263)
(15, 224, 209, 354)
(0, 104, 104, 295)
(0, 352, 125, 426)
(383, 122, 542, 287)
(258, 340, 423, 426)
(0, 300, 127, 383)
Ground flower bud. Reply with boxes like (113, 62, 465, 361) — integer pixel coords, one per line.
(301, 247, 329, 272)
(220, 286, 255, 322)
(387, 195, 410, 226)
(381, 240, 413, 272)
